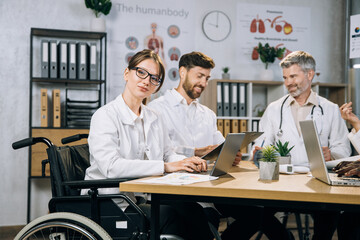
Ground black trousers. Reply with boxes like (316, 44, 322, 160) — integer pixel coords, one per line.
(215, 204, 292, 240)
(312, 211, 360, 240)
(129, 201, 214, 240)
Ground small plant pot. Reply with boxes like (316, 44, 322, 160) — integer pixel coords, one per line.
(279, 156, 291, 165)
(259, 68, 274, 80)
(222, 73, 230, 79)
(259, 161, 279, 180)
(90, 17, 106, 32)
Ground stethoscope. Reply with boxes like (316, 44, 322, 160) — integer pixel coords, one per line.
(277, 95, 324, 137)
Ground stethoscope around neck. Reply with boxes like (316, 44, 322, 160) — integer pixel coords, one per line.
(277, 95, 324, 137)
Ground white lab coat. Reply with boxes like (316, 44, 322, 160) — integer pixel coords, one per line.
(348, 129, 360, 154)
(83, 95, 186, 198)
(148, 89, 224, 157)
(254, 94, 351, 166)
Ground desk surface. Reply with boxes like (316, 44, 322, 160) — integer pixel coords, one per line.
(120, 161, 360, 205)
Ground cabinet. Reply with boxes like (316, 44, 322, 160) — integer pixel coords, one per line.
(27, 28, 107, 221)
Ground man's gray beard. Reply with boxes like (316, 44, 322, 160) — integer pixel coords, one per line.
(289, 89, 301, 97)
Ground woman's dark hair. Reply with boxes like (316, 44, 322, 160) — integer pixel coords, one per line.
(128, 49, 165, 93)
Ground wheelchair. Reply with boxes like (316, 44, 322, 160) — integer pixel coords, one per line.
(12, 134, 183, 240)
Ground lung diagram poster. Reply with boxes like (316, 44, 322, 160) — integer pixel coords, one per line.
(236, 3, 311, 67)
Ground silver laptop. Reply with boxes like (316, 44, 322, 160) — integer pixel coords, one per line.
(202, 132, 263, 177)
(299, 120, 360, 186)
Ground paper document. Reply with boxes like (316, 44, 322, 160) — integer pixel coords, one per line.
(140, 173, 218, 185)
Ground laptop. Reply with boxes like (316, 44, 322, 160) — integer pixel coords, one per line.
(202, 132, 263, 177)
(299, 120, 360, 186)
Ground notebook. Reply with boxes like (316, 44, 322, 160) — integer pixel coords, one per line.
(299, 120, 360, 186)
(202, 132, 263, 177)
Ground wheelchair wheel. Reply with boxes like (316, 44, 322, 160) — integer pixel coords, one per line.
(15, 212, 112, 240)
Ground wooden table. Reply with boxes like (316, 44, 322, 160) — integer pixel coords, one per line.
(120, 161, 360, 239)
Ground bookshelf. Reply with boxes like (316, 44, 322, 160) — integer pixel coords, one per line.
(200, 79, 347, 154)
(27, 28, 107, 222)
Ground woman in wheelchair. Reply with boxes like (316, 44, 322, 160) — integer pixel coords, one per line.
(82, 49, 214, 240)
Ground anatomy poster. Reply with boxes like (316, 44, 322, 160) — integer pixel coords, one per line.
(236, 3, 311, 66)
(107, 0, 195, 100)
(350, 14, 360, 59)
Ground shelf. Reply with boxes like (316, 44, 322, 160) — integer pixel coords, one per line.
(31, 28, 106, 40)
(32, 78, 105, 84)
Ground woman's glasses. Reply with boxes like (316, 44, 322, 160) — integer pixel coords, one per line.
(131, 67, 162, 86)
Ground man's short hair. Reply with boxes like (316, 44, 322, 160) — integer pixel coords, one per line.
(280, 50, 316, 73)
(179, 51, 215, 70)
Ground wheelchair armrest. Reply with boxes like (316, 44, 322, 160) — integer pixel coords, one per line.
(62, 178, 137, 189)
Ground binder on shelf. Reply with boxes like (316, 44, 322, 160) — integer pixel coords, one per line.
(240, 120, 248, 153)
(40, 40, 49, 78)
(77, 42, 89, 79)
(58, 41, 68, 79)
(40, 88, 48, 127)
(223, 82, 230, 116)
(231, 119, 239, 133)
(49, 40, 58, 78)
(239, 83, 247, 117)
(52, 89, 61, 127)
(224, 119, 231, 137)
(217, 119, 224, 135)
(230, 83, 238, 116)
(89, 43, 98, 80)
(252, 120, 260, 132)
(68, 41, 77, 79)
(240, 120, 247, 132)
(217, 82, 223, 116)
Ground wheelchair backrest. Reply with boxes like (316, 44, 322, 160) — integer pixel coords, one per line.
(47, 144, 90, 197)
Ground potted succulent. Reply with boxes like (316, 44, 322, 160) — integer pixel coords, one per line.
(274, 140, 294, 165)
(259, 145, 280, 180)
(222, 67, 230, 79)
(85, 0, 112, 32)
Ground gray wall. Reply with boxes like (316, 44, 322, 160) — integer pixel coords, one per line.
(0, 0, 346, 226)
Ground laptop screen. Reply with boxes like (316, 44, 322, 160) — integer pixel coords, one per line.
(299, 120, 331, 184)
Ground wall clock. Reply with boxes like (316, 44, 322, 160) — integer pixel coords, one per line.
(202, 10, 231, 42)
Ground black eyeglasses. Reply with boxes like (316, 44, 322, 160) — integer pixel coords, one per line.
(130, 67, 162, 86)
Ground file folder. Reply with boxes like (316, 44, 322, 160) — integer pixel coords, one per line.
(217, 82, 223, 116)
(217, 119, 224, 135)
(230, 83, 238, 116)
(49, 40, 58, 78)
(77, 42, 89, 79)
(52, 89, 61, 127)
(40, 88, 48, 127)
(89, 43, 98, 80)
(68, 42, 77, 79)
(58, 41, 68, 79)
(224, 119, 231, 137)
(41, 40, 49, 78)
(252, 120, 259, 132)
(231, 119, 239, 133)
(239, 83, 247, 116)
(240, 120, 247, 153)
(223, 82, 230, 116)
(240, 120, 247, 132)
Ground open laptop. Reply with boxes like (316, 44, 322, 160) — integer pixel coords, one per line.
(202, 132, 263, 177)
(299, 120, 360, 186)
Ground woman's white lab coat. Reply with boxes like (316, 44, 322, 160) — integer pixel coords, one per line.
(254, 94, 351, 166)
(348, 129, 360, 154)
(83, 95, 185, 196)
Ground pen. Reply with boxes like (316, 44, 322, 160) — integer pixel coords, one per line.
(260, 137, 266, 148)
